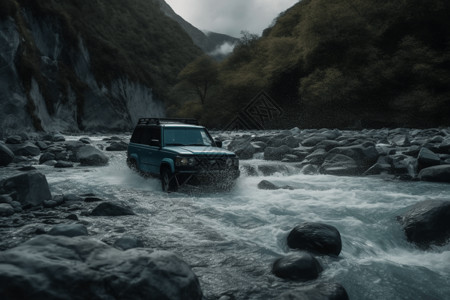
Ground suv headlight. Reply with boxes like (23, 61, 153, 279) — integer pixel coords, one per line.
(229, 157, 239, 167)
(175, 156, 197, 167)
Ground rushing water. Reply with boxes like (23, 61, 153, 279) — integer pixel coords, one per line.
(8, 135, 450, 299)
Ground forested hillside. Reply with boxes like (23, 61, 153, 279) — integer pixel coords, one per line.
(171, 0, 450, 129)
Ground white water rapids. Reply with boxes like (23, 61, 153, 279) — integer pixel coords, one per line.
(10, 135, 450, 299)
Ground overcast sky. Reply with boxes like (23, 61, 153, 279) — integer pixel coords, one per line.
(165, 0, 299, 37)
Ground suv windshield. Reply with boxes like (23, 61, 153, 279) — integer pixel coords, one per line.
(164, 127, 214, 147)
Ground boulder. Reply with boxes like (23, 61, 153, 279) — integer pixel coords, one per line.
(5, 135, 23, 144)
(276, 283, 349, 300)
(228, 137, 256, 159)
(327, 144, 379, 168)
(0, 142, 14, 166)
(39, 152, 56, 164)
(0, 235, 202, 300)
(114, 235, 145, 250)
(48, 224, 89, 237)
(305, 148, 327, 165)
(106, 141, 128, 151)
(0, 172, 52, 207)
(417, 147, 441, 170)
(257, 180, 294, 190)
(52, 133, 66, 142)
(287, 222, 342, 256)
(418, 165, 450, 183)
(91, 202, 135, 216)
(272, 252, 322, 281)
(398, 199, 450, 248)
(55, 161, 74, 168)
(301, 135, 328, 147)
(264, 145, 292, 161)
(0, 203, 15, 217)
(320, 154, 359, 176)
(10, 142, 41, 157)
(77, 145, 109, 166)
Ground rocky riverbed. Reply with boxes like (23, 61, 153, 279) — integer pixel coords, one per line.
(0, 128, 450, 299)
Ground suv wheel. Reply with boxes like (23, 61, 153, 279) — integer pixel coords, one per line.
(161, 167, 178, 192)
(127, 158, 138, 171)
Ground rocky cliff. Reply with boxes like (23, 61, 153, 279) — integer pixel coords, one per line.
(0, 0, 202, 135)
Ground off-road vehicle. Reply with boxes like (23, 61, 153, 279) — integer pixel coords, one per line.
(127, 118, 240, 192)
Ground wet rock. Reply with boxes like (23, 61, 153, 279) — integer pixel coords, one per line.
(48, 224, 88, 237)
(264, 145, 292, 161)
(272, 252, 323, 281)
(305, 148, 327, 165)
(52, 133, 66, 142)
(0, 142, 14, 166)
(287, 222, 342, 256)
(64, 141, 85, 152)
(389, 134, 411, 146)
(0, 172, 52, 207)
(228, 137, 255, 159)
(10, 142, 40, 157)
(301, 164, 319, 175)
(398, 199, 450, 248)
(77, 145, 109, 166)
(17, 165, 37, 172)
(418, 165, 450, 183)
(55, 161, 74, 168)
(0, 203, 15, 217)
(276, 282, 349, 300)
(66, 214, 79, 220)
(39, 152, 56, 164)
(438, 138, 450, 154)
(258, 180, 294, 190)
(257, 164, 290, 176)
(5, 135, 22, 144)
(417, 147, 441, 170)
(91, 202, 135, 216)
(0, 235, 202, 300)
(63, 194, 83, 202)
(320, 154, 359, 176)
(113, 234, 144, 250)
(106, 141, 128, 151)
(327, 144, 379, 168)
(79, 137, 91, 144)
(43, 200, 59, 208)
(282, 154, 302, 162)
(35, 141, 49, 150)
(42, 160, 57, 166)
(301, 135, 328, 147)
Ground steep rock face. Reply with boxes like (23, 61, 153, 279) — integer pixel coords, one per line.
(1, 0, 200, 134)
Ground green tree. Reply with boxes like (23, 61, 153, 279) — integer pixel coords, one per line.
(177, 55, 218, 105)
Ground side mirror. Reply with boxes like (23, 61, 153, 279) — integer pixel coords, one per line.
(215, 139, 223, 148)
(149, 139, 161, 147)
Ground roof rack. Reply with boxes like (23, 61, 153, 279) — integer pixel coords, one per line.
(138, 118, 199, 125)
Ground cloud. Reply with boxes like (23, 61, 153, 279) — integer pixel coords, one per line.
(165, 0, 299, 37)
(208, 41, 237, 57)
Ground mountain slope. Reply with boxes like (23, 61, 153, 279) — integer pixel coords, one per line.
(189, 0, 450, 129)
(156, 0, 238, 59)
(0, 0, 202, 134)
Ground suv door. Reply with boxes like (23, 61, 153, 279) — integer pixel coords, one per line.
(138, 126, 161, 174)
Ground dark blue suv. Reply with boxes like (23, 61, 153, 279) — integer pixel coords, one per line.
(127, 118, 240, 192)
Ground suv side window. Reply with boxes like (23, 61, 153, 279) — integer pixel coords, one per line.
(130, 127, 144, 143)
(139, 126, 161, 145)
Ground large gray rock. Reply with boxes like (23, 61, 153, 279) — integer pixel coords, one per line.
(48, 224, 89, 237)
(91, 202, 135, 216)
(320, 154, 359, 176)
(228, 137, 256, 159)
(276, 282, 349, 300)
(272, 252, 323, 281)
(0, 142, 14, 166)
(0, 235, 202, 300)
(419, 165, 450, 183)
(398, 199, 450, 248)
(0, 203, 15, 217)
(417, 147, 440, 170)
(77, 145, 109, 166)
(9, 142, 41, 157)
(264, 145, 292, 161)
(0, 172, 52, 207)
(326, 144, 379, 168)
(287, 222, 342, 256)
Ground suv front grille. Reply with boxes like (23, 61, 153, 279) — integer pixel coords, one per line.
(196, 156, 228, 171)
